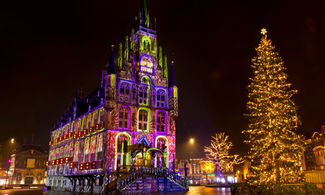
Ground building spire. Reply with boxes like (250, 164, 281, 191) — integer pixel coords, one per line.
(140, 0, 149, 28)
(107, 45, 116, 74)
(169, 60, 176, 87)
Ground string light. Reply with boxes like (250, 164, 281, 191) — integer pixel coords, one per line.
(242, 29, 304, 184)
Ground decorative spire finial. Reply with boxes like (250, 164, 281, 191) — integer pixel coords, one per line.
(107, 45, 116, 74)
(169, 60, 176, 87)
(140, 0, 149, 27)
(261, 28, 267, 35)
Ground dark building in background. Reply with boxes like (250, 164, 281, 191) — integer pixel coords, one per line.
(9, 145, 47, 185)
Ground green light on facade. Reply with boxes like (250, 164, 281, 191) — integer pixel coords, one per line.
(159, 46, 163, 68)
(163, 55, 168, 78)
(140, 36, 151, 52)
(173, 86, 178, 99)
(110, 74, 116, 88)
(124, 36, 129, 61)
(118, 43, 123, 68)
(154, 38, 158, 58)
(130, 29, 135, 50)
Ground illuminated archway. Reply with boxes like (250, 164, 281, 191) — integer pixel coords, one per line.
(155, 136, 169, 168)
(114, 132, 131, 170)
(141, 36, 151, 52)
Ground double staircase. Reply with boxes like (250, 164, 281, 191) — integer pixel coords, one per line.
(106, 168, 188, 193)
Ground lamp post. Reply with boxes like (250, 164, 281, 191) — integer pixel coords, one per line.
(188, 138, 195, 184)
(8, 138, 15, 186)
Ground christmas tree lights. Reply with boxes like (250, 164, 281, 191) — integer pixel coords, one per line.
(242, 29, 304, 184)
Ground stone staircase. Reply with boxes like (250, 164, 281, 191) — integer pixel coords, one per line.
(107, 168, 188, 193)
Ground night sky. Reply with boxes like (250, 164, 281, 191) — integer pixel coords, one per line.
(1, 0, 324, 158)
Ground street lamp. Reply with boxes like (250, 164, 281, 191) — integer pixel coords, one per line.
(189, 138, 195, 144)
(10, 138, 15, 144)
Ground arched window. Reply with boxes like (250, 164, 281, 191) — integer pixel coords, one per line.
(64, 145, 69, 157)
(119, 82, 131, 102)
(138, 76, 151, 106)
(138, 109, 149, 131)
(93, 110, 99, 125)
(84, 137, 90, 162)
(156, 89, 167, 108)
(56, 148, 60, 160)
(100, 109, 105, 123)
(97, 133, 103, 161)
(49, 150, 54, 161)
(141, 36, 151, 52)
(67, 124, 71, 134)
(116, 133, 131, 170)
(156, 111, 167, 132)
(139, 86, 148, 105)
(69, 142, 73, 157)
(73, 142, 79, 162)
(60, 146, 64, 158)
(82, 116, 87, 130)
(119, 107, 129, 129)
(90, 135, 97, 162)
(87, 114, 92, 129)
(76, 120, 81, 132)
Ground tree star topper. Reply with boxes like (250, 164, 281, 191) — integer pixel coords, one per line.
(261, 28, 267, 35)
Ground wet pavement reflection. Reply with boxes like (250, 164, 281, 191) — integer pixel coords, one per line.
(0, 186, 231, 195)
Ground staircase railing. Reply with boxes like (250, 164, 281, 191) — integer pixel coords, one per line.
(118, 167, 188, 191)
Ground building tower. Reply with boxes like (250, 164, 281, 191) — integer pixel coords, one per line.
(46, 0, 185, 193)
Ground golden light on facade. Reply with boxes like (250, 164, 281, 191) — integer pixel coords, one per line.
(200, 161, 215, 174)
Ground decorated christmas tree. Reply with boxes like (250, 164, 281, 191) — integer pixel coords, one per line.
(243, 29, 304, 184)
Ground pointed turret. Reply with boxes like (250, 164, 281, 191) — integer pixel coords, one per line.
(107, 45, 116, 74)
(140, 0, 150, 28)
(169, 61, 176, 87)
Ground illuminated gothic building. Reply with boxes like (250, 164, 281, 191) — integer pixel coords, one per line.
(46, 0, 186, 193)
